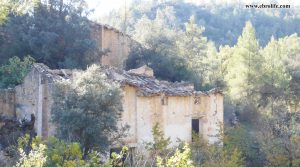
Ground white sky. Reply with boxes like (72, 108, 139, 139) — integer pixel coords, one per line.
(87, 0, 132, 19)
(87, 0, 300, 19)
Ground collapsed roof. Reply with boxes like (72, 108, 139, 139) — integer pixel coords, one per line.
(103, 66, 195, 96)
(31, 63, 222, 97)
(103, 66, 222, 97)
(31, 63, 73, 82)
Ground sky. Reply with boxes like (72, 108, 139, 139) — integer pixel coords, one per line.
(87, 0, 133, 19)
(87, 0, 300, 19)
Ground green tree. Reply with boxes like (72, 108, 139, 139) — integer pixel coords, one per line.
(51, 64, 123, 156)
(176, 15, 207, 69)
(190, 129, 245, 167)
(133, 7, 178, 52)
(201, 42, 226, 89)
(224, 124, 264, 167)
(126, 44, 193, 82)
(28, 0, 100, 68)
(225, 21, 262, 101)
(0, 0, 36, 24)
(125, 7, 196, 84)
(0, 0, 10, 24)
(258, 106, 300, 167)
(0, 56, 35, 88)
(175, 15, 209, 89)
(258, 36, 291, 109)
(0, 0, 100, 69)
(280, 34, 300, 112)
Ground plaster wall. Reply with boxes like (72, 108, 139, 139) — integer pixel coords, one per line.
(136, 96, 163, 145)
(120, 85, 138, 144)
(204, 94, 223, 144)
(121, 89, 224, 147)
(163, 96, 192, 145)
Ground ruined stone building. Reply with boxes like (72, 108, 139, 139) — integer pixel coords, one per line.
(91, 22, 135, 69)
(0, 63, 223, 147)
(0, 22, 223, 149)
(105, 65, 223, 146)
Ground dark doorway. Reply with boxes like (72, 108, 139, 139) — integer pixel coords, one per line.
(192, 119, 199, 141)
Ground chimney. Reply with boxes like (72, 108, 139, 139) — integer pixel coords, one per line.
(128, 65, 154, 77)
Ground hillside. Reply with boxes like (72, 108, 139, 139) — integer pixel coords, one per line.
(99, 0, 300, 47)
(0, 0, 299, 166)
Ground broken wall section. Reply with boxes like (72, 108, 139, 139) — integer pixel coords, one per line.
(14, 64, 66, 139)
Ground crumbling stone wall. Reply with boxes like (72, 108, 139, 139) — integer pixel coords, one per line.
(14, 64, 57, 139)
(200, 93, 223, 144)
(91, 23, 135, 69)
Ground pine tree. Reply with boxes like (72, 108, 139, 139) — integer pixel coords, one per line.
(225, 21, 262, 101)
(176, 15, 209, 89)
(258, 36, 291, 109)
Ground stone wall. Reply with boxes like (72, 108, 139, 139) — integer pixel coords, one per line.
(101, 27, 132, 68)
(14, 65, 57, 139)
(0, 89, 15, 118)
(91, 23, 134, 69)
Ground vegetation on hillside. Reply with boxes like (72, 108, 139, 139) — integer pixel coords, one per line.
(99, 0, 300, 47)
(103, 1, 300, 166)
(0, 0, 101, 69)
(0, 0, 299, 166)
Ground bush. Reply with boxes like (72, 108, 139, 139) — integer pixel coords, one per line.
(15, 135, 102, 167)
(157, 143, 194, 167)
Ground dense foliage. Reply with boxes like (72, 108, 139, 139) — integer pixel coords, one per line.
(105, 1, 300, 166)
(126, 44, 194, 84)
(0, 0, 100, 69)
(125, 14, 219, 90)
(51, 65, 124, 156)
(15, 135, 102, 167)
(0, 0, 299, 166)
